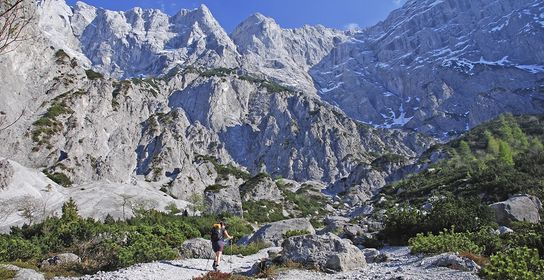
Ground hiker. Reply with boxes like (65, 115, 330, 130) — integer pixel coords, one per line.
(211, 221, 233, 271)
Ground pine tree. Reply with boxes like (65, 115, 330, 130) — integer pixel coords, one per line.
(499, 115, 514, 144)
(512, 125, 528, 149)
(498, 140, 514, 166)
(61, 197, 79, 221)
(458, 140, 474, 161)
(485, 130, 499, 155)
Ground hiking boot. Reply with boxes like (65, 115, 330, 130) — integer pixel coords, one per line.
(212, 261, 218, 271)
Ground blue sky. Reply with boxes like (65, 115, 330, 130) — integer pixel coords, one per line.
(65, 0, 407, 32)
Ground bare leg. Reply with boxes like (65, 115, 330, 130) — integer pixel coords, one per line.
(217, 251, 223, 266)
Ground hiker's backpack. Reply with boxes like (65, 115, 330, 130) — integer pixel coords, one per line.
(211, 224, 222, 242)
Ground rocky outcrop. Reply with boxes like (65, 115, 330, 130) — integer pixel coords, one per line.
(249, 218, 315, 246)
(239, 174, 282, 202)
(489, 195, 542, 225)
(179, 238, 214, 259)
(0, 159, 14, 189)
(281, 233, 366, 272)
(205, 184, 243, 216)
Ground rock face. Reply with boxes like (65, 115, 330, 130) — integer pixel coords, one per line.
(0, 159, 14, 189)
(71, 2, 239, 78)
(311, 0, 544, 138)
(249, 218, 315, 246)
(205, 184, 243, 216)
(489, 195, 542, 225)
(179, 238, 214, 259)
(239, 175, 283, 202)
(281, 233, 366, 272)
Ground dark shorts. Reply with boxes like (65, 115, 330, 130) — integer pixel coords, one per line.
(212, 240, 224, 253)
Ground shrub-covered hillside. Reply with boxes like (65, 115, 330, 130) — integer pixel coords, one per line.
(381, 114, 544, 207)
(376, 114, 544, 279)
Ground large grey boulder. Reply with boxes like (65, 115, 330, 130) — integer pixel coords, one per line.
(489, 195, 542, 225)
(249, 218, 315, 246)
(0, 264, 45, 280)
(179, 238, 214, 259)
(0, 159, 14, 189)
(282, 232, 366, 272)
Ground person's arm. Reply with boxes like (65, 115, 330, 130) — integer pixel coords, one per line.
(224, 230, 233, 240)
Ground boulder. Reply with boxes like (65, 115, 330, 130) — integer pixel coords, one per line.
(249, 218, 315, 246)
(420, 253, 480, 272)
(498, 226, 514, 235)
(362, 248, 387, 263)
(0, 264, 45, 280)
(489, 195, 542, 225)
(40, 253, 81, 267)
(179, 238, 214, 259)
(281, 233, 366, 272)
(318, 215, 349, 235)
(0, 159, 14, 189)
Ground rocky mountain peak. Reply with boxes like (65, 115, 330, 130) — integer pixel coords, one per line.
(231, 12, 283, 54)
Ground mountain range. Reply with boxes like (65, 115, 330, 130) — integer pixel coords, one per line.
(0, 0, 543, 230)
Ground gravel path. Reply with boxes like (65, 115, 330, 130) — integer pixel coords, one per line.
(55, 247, 480, 280)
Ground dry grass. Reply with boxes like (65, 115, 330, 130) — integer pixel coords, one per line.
(460, 251, 490, 267)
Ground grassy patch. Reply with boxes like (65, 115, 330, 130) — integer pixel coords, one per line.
(194, 155, 251, 181)
(242, 200, 284, 224)
(85, 69, 104, 80)
(0, 268, 16, 279)
(204, 184, 228, 193)
(223, 242, 269, 256)
(43, 171, 73, 187)
(283, 229, 310, 239)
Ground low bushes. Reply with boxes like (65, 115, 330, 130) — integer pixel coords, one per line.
(409, 228, 483, 255)
(381, 197, 496, 245)
(481, 247, 544, 280)
(222, 242, 268, 256)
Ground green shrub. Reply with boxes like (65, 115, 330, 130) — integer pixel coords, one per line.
(0, 268, 16, 279)
(481, 247, 544, 280)
(283, 230, 310, 239)
(116, 232, 178, 267)
(242, 200, 284, 224)
(381, 207, 425, 245)
(0, 236, 41, 262)
(44, 172, 73, 187)
(425, 198, 496, 234)
(85, 69, 104, 80)
(223, 242, 269, 256)
(507, 222, 544, 258)
(409, 228, 483, 255)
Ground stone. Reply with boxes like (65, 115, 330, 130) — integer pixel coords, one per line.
(40, 253, 81, 267)
(489, 195, 542, 225)
(420, 253, 481, 272)
(179, 238, 215, 259)
(249, 218, 315, 246)
(281, 232, 366, 272)
(0, 159, 14, 189)
(498, 226, 514, 235)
